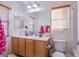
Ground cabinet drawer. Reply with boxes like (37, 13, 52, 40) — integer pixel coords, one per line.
(18, 38, 26, 56)
(12, 37, 18, 54)
(35, 40, 49, 57)
(18, 49, 25, 56)
(26, 39, 34, 57)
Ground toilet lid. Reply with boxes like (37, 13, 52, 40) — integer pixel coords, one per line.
(53, 51, 65, 57)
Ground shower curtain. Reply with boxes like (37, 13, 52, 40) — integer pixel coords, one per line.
(0, 17, 6, 55)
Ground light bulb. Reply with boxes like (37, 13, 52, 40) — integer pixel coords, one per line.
(27, 5, 32, 8)
(27, 8, 41, 13)
(33, 3, 38, 8)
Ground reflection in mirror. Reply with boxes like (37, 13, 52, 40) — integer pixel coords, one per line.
(14, 15, 24, 29)
(24, 16, 35, 36)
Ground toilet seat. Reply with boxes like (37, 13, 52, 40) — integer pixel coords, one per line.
(52, 51, 65, 57)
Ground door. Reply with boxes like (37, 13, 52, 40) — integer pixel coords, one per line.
(18, 38, 26, 56)
(35, 40, 49, 57)
(26, 39, 34, 57)
(12, 37, 18, 54)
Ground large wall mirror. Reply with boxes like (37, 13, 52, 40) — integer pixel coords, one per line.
(14, 15, 24, 29)
(25, 16, 35, 36)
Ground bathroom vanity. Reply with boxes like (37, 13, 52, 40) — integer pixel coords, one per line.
(12, 35, 51, 57)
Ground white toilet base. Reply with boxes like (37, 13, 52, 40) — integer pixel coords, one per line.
(52, 51, 66, 57)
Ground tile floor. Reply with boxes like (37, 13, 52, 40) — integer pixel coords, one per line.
(8, 53, 17, 57)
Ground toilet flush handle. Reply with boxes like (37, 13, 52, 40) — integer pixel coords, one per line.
(46, 45, 51, 48)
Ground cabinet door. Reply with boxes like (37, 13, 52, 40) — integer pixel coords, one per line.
(18, 38, 26, 56)
(12, 37, 18, 54)
(26, 39, 34, 57)
(35, 40, 49, 57)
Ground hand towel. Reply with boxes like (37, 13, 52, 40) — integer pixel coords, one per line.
(0, 17, 6, 55)
(46, 25, 50, 33)
(40, 25, 44, 34)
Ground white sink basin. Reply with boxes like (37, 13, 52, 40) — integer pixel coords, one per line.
(12, 35, 51, 41)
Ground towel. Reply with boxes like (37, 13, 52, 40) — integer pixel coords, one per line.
(0, 17, 6, 55)
(40, 25, 44, 34)
(46, 25, 50, 33)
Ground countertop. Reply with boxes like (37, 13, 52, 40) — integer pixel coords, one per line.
(12, 35, 51, 41)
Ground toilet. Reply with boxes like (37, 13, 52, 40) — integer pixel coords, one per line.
(52, 39, 66, 57)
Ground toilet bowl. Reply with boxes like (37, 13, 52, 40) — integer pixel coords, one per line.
(51, 39, 66, 57)
(53, 51, 65, 57)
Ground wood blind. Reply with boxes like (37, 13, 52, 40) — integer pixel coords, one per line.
(51, 5, 70, 31)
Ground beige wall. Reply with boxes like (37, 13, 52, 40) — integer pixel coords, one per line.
(72, 2, 77, 53)
(73, 2, 79, 56)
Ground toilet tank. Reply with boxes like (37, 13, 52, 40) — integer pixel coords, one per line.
(54, 39, 66, 52)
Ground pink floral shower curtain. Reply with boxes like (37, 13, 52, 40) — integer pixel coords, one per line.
(0, 17, 6, 55)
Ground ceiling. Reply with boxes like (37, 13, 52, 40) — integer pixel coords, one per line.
(16, 1, 76, 13)
(18, 1, 76, 8)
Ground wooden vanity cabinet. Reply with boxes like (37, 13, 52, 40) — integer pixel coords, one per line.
(12, 37, 50, 57)
(12, 37, 18, 54)
(18, 38, 26, 56)
(35, 40, 50, 57)
(26, 39, 34, 57)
